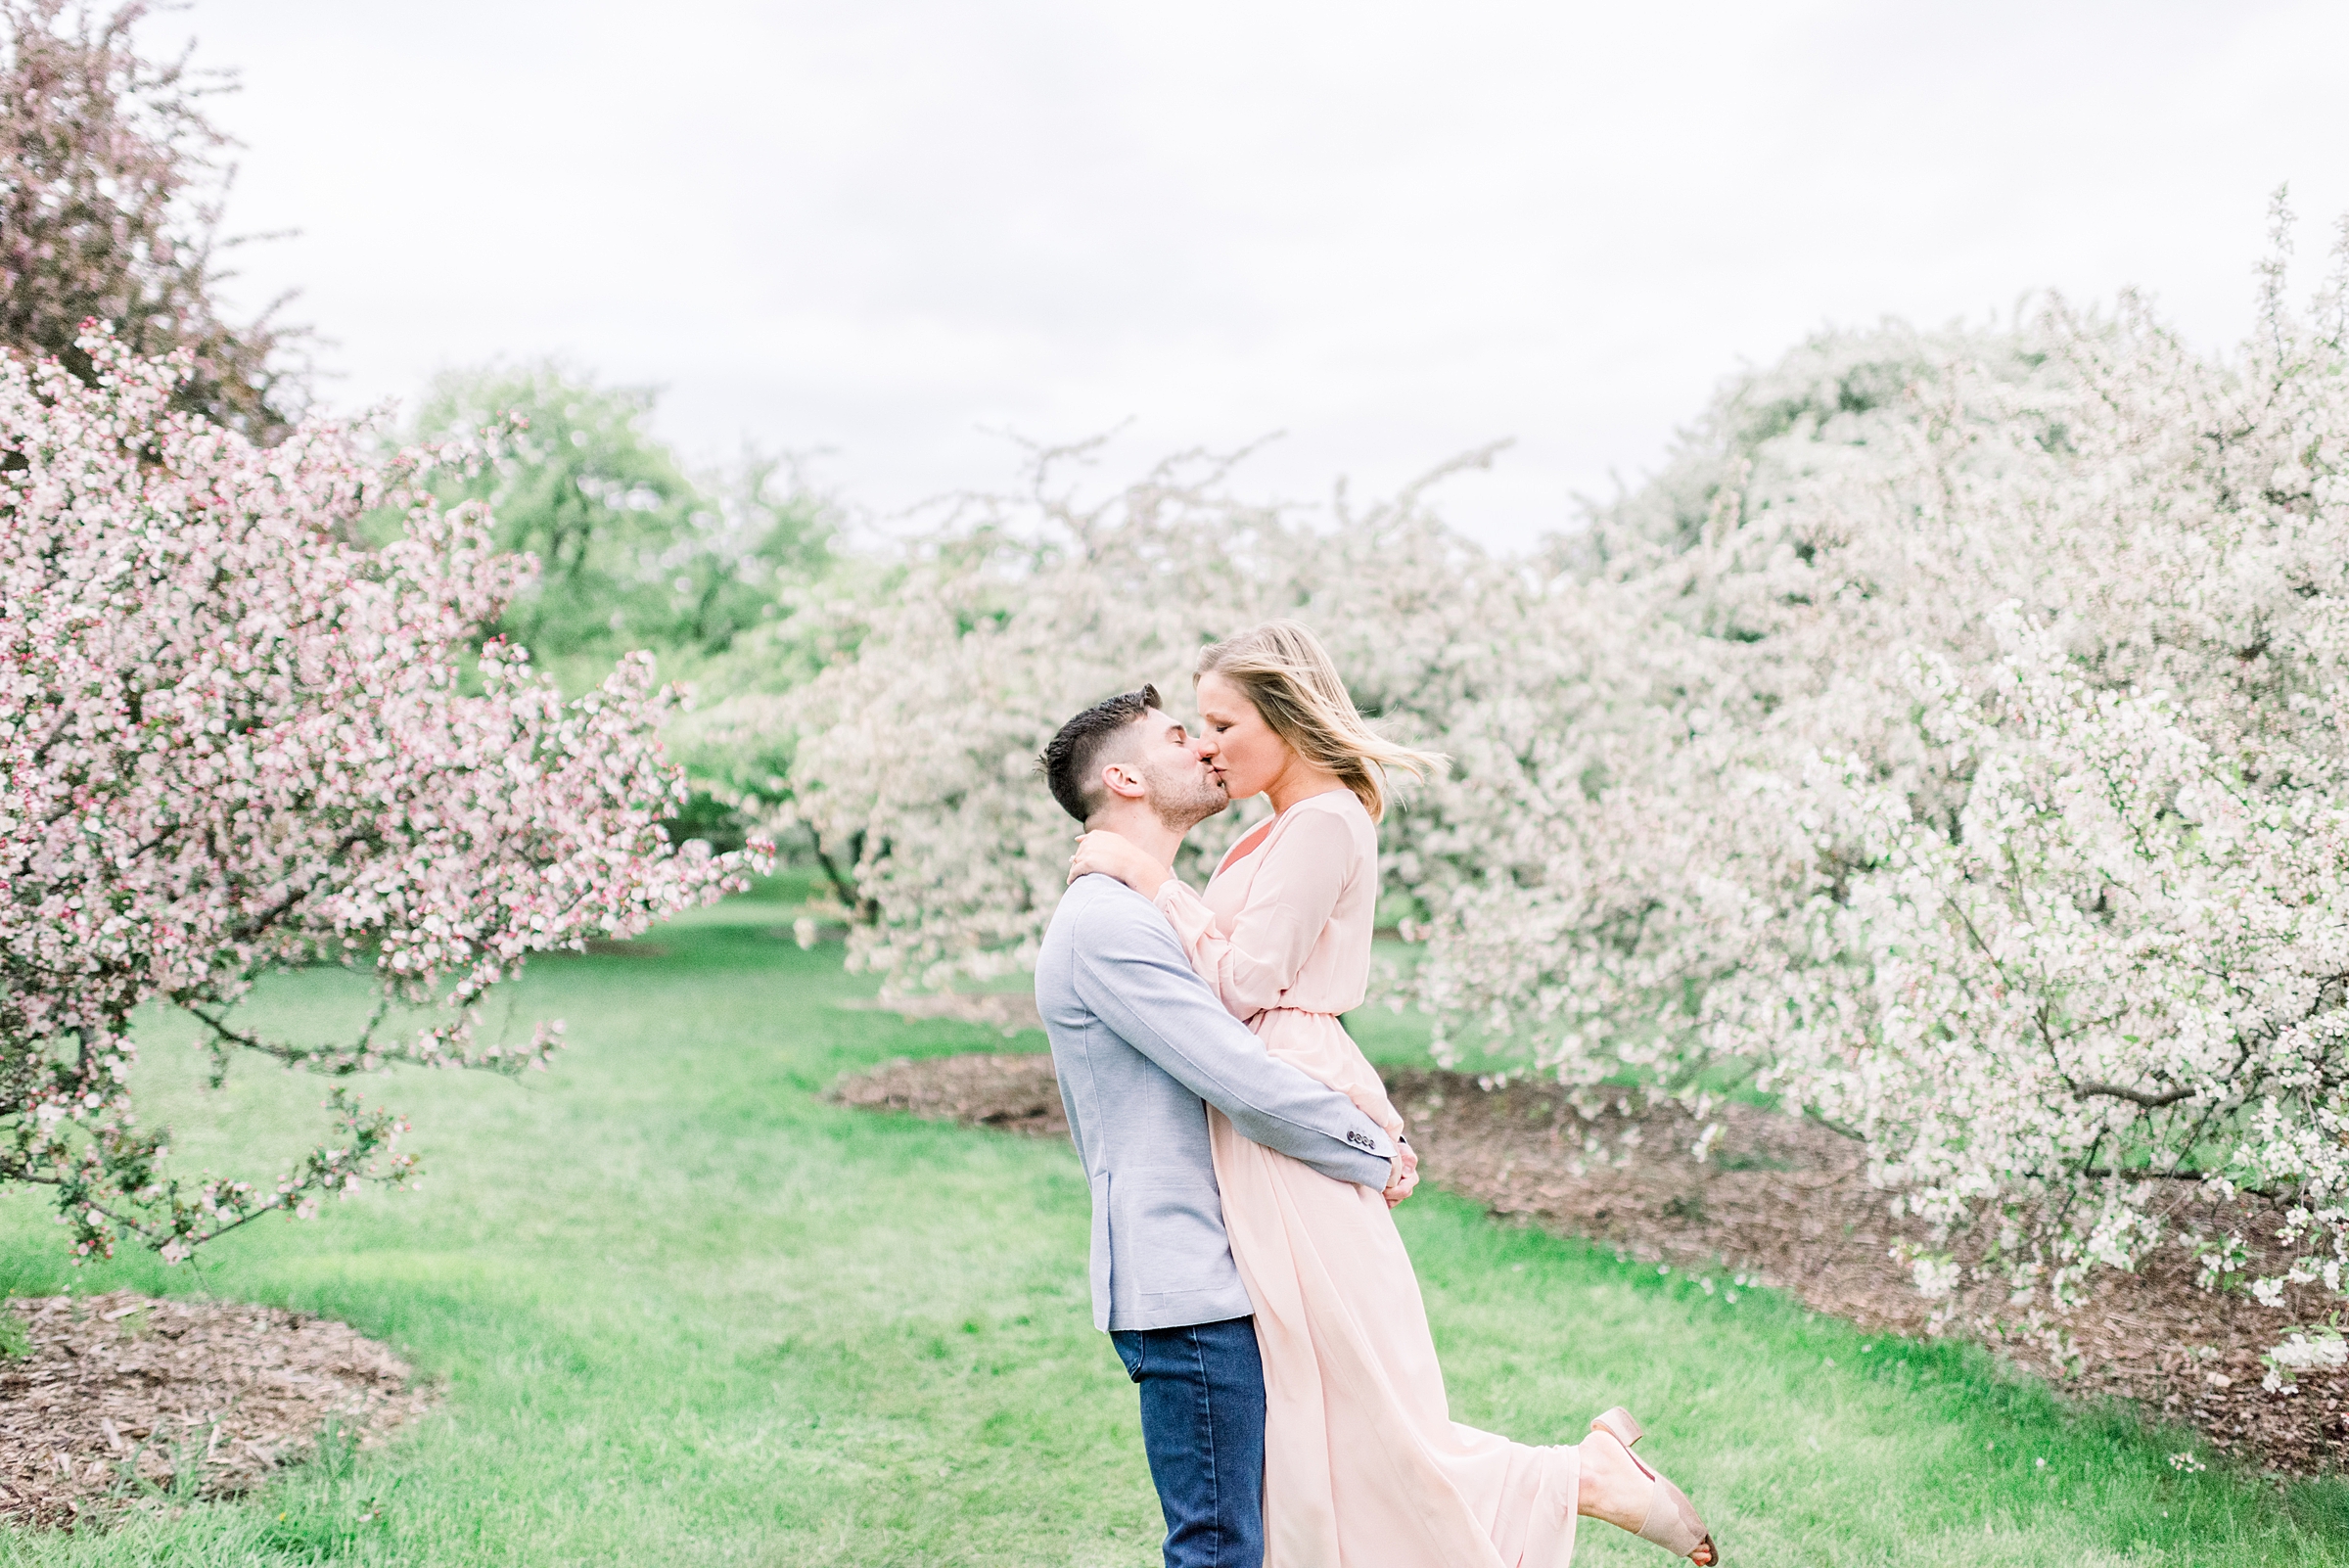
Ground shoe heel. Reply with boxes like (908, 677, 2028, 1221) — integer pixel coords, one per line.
(1590, 1406, 1645, 1449)
(1589, 1407, 1717, 1564)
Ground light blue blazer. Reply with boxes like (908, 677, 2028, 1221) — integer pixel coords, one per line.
(1036, 873, 1395, 1332)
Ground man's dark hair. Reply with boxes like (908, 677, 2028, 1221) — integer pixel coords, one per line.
(1038, 684, 1162, 824)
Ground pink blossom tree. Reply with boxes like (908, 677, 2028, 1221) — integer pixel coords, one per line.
(0, 1, 303, 437)
(0, 328, 765, 1262)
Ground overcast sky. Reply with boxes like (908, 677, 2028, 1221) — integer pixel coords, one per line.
(163, 0, 2349, 550)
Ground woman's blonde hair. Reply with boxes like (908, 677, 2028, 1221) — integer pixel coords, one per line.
(1194, 620, 1448, 822)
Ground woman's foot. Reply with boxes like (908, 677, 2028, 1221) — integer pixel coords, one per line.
(1575, 1411, 1718, 1565)
(1575, 1420, 1652, 1531)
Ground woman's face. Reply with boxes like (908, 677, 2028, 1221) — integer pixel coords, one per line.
(1194, 671, 1292, 802)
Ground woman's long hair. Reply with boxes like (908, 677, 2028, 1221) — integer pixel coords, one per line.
(1194, 620, 1448, 822)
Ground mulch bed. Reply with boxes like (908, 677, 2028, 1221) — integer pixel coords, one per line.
(0, 1292, 434, 1529)
(834, 1047, 2349, 1478)
(833, 1048, 1071, 1135)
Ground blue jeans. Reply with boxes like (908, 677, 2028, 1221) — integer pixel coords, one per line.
(1111, 1316, 1267, 1568)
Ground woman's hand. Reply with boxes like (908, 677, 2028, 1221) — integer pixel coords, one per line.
(1069, 829, 1174, 894)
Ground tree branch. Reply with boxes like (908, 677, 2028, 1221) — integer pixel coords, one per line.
(2073, 1080, 2197, 1109)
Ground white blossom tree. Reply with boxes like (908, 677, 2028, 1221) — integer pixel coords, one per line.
(774, 201, 2349, 1315)
(1426, 199, 2349, 1311)
(771, 438, 1513, 988)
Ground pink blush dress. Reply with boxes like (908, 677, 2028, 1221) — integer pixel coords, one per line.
(1153, 788, 1582, 1568)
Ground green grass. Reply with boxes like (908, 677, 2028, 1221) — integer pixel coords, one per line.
(2, 881, 2342, 1564)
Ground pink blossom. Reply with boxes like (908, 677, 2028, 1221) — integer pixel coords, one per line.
(0, 327, 769, 1260)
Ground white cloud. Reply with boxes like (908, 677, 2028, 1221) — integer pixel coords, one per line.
(170, 0, 2349, 546)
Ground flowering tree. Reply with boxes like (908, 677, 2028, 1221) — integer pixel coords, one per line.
(1, 328, 764, 1262)
(1788, 623, 2349, 1310)
(0, 1, 302, 436)
(406, 364, 838, 853)
(1423, 202, 2349, 1313)
(777, 202, 2349, 1318)
(1407, 320, 2085, 1092)
(773, 438, 1510, 987)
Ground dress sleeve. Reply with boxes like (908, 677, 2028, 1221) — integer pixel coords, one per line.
(1154, 804, 1356, 1020)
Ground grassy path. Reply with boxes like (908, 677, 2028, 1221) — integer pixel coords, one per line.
(2, 886, 2341, 1565)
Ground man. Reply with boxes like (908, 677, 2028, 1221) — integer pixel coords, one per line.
(1035, 685, 1409, 1568)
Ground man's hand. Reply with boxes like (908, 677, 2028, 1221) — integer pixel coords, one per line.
(1382, 1135, 1420, 1208)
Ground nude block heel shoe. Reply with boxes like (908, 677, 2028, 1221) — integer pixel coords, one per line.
(1589, 1407, 1719, 1565)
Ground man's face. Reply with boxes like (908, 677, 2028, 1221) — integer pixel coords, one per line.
(1116, 709, 1228, 829)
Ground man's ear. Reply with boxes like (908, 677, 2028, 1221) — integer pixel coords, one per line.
(1098, 760, 1148, 804)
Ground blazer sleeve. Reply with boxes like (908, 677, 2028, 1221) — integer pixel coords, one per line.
(1154, 805, 1353, 1018)
(1072, 887, 1393, 1189)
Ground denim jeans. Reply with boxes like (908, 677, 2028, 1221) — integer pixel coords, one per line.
(1111, 1315, 1267, 1568)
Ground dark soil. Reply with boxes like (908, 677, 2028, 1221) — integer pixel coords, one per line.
(833, 1049, 1070, 1135)
(835, 1050, 2349, 1477)
(0, 1291, 433, 1528)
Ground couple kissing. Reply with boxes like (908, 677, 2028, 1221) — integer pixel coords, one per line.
(1035, 621, 1720, 1568)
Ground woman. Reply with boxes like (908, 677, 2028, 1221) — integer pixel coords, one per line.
(1070, 621, 1718, 1567)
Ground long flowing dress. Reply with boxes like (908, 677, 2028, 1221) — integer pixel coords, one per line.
(1152, 788, 1583, 1568)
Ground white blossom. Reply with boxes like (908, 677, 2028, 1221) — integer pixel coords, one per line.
(779, 197, 2349, 1311)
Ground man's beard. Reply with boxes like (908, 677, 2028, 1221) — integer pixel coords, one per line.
(1145, 758, 1229, 833)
